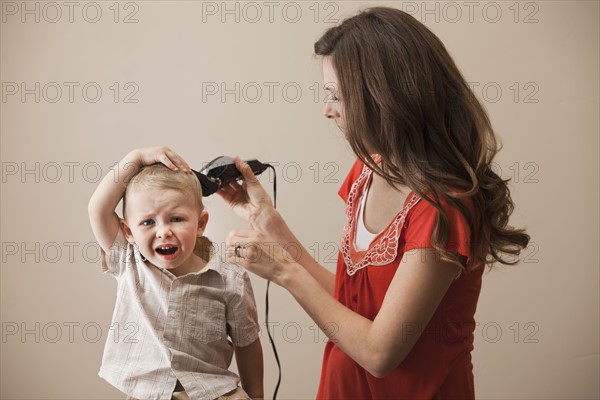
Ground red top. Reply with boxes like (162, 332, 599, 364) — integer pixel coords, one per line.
(317, 160, 484, 400)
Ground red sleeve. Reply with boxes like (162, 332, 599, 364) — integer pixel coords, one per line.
(338, 159, 364, 203)
(403, 196, 474, 264)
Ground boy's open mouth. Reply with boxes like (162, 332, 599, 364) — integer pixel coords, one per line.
(156, 246, 178, 255)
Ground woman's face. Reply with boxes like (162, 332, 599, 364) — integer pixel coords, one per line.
(322, 57, 347, 138)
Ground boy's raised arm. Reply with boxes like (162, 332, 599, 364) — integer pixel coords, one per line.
(88, 147, 192, 254)
(88, 150, 143, 254)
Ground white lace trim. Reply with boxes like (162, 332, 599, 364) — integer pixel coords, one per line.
(341, 163, 421, 276)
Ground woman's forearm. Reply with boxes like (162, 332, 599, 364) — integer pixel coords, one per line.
(274, 248, 458, 379)
(254, 209, 335, 294)
(276, 262, 379, 373)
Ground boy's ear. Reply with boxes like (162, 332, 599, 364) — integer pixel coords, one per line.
(120, 219, 136, 244)
(196, 210, 209, 236)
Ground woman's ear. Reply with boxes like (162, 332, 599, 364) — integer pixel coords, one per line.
(196, 210, 209, 237)
(120, 219, 136, 244)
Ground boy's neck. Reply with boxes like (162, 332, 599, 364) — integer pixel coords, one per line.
(170, 254, 209, 277)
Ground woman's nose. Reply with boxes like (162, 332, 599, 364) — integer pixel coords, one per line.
(323, 102, 339, 119)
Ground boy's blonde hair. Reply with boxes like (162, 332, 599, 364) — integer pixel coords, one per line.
(123, 163, 212, 261)
(124, 163, 203, 212)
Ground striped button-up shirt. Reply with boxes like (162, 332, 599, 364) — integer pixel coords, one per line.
(99, 230, 260, 400)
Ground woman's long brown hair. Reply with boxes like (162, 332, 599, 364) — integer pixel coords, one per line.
(315, 7, 530, 271)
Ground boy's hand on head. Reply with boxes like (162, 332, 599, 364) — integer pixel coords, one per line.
(132, 146, 192, 173)
(88, 146, 192, 253)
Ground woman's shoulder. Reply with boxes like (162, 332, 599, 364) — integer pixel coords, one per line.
(403, 189, 478, 254)
(411, 189, 477, 219)
(338, 159, 369, 202)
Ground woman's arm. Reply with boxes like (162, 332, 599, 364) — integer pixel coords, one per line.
(228, 226, 458, 377)
(235, 339, 264, 399)
(282, 248, 458, 377)
(248, 209, 336, 295)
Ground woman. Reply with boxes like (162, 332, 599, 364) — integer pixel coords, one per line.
(219, 7, 530, 399)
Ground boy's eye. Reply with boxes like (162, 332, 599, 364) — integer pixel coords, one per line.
(141, 219, 154, 226)
(171, 216, 184, 222)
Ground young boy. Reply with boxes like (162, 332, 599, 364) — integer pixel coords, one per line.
(88, 146, 263, 400)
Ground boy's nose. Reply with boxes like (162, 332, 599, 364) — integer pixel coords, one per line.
(156, 227, 173, 239)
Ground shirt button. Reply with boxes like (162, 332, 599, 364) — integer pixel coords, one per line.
(169, 311, 178, 318)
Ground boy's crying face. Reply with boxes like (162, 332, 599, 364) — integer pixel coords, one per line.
(121, 187, 209, 275)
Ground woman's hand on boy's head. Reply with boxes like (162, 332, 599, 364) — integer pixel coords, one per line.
(131, 146, 192, 173)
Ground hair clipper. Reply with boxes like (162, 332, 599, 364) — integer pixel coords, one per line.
(193, 155, 270, 197)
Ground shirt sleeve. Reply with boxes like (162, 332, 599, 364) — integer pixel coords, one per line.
(338, 159, 365, 203)
(402, 196, 474, 265)
(227, 269, 260, 347)
(101, 229, 138, 278)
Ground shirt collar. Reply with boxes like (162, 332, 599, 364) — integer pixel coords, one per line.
(196, 249, 227, 282)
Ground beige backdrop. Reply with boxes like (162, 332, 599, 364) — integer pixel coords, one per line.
(1, 1, 598, 399)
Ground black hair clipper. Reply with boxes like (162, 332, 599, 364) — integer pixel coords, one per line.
(193, 155, 271, 197)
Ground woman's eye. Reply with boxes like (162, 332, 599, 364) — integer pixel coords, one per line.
(326, 92, 339, 103)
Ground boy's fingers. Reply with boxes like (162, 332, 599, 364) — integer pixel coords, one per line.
(161, 148, 191, 172)
(160, 154, 179, 171)
(178, 160, 191, 172)
(172, 153, 191, 172)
